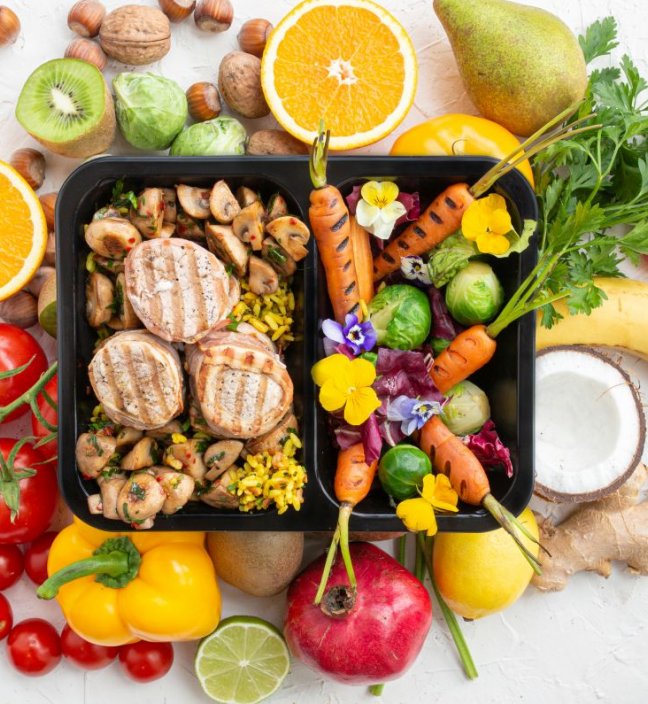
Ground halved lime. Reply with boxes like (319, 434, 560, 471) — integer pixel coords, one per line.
(195, 616, 290, 704)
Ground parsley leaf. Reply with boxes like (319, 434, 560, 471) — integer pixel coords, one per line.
(578, 16, 618, 63)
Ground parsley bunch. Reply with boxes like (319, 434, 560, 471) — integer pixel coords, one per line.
(488, 17, 648, 337)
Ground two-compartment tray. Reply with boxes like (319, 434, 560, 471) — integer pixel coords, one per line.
(57, 155, 537, 532)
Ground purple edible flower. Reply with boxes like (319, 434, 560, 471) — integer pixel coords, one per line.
(322, 314, 376, 356)
(387, 395, 443, 436)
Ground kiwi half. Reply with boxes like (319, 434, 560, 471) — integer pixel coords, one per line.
(16, 58, 115, 159)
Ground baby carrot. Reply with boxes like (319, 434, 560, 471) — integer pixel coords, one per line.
(349, 216, 374, 305)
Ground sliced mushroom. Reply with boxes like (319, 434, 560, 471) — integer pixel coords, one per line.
(97, 473, 128, 519)
(115, 426, 144, 450)
(116, 472, 166, 524)
(266, 193, 288, 221)
(85, 272, 115, 328)
(175, 212, 205, 240)
(87, 494, 103, 514)
(145, 420, 184, 440)
(120, 437, 159, 471)
(153, 467, 195, 515)
(116, 272, 141, 329)
(85, 217, 141, 258)
(205, 223, 249, 277)
(189, 397, 212, 435)
(209, 180, 241, 224)
(262, 237, 297, 276)
(177, 184, 212, 219)
(165, 439, 208, 482)
(265, 216, 310, 261)
(232, 200, 265, 251)
(245, 411, 298, 456)
(93, 205, 122, 221)
(160, 222, 175, 238)
(162, 188, 177, 223)
(248, 256, 279, 296)
(200, 469, 239, 509)
(236, 186, 260, 208)
(130, 188, 165, 238)
(93, 255, 125, 275)
(75, 432, 117, 479)
(204, 440, 244, 481)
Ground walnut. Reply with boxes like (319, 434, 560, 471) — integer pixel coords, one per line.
(99, 5, 170, 65)
(218, 51, 270, 119)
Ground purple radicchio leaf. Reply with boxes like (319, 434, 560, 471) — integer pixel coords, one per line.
(428, 286, 460, 341)
(374, 348, 443, 402)
(463, 420, 514, 478)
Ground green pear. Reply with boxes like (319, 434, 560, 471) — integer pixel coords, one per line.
(434, 0, 587, 136)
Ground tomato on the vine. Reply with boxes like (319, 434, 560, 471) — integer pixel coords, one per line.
(118, 641, 174, 682)
(0, 544, 24, 590)
(7, 618, 61, 676)
(0, 439, 58, 544)
(0, 593, 12, 639)
(61, 624, 120, 670)
(31, 373, 58, 464)
(24, 531, 57, 585)
(0, 325, 47, 423)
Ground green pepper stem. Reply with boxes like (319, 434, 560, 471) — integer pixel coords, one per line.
(37, 537, 141, 600)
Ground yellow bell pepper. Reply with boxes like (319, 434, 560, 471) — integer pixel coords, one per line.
(390, 113, 534, 187)
(37, 517, 220, 646)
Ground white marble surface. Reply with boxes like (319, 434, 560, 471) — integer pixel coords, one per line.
(1, 1, 648, 703)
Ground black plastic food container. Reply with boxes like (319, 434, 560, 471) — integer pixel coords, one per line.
(57, 155, 537, 533)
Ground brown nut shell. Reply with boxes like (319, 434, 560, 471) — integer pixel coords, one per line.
(247, 130, 308, 156)
(10, 148, 46, 190)
(39, 192, 57, 231)
(237, 18, 272, 58)
(158, 0, 195, 23)
(218, 51, 269, 119)
(64, 37, 107, 71)
(186, 82, 221, 122)
(194, 0, 232, 32)
(0, 6, 20, 46)
(100, 5, 170, 65)
(67, 0, 105, 38)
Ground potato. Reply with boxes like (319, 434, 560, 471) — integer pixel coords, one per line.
(206, 531, 304, 597)
(218, 51, 269, 119)
(247, 130, 309, 155)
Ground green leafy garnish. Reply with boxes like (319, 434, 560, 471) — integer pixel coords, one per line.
(111, 179, 138, 211)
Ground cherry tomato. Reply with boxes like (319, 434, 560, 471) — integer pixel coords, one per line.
(118, 641, 174, 682)
(0, 325, 47, 423)
(61, 624, 120, 670)
(7, 618, 62, 676)
(0, 544, 24, 590)
(31, 374, 58, 464)
(0, 439, 58, 545)
(24, 531, 57, 585)
(0, 593, 12, 639)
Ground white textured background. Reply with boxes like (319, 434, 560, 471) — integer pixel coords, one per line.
(1, 1, 648, 703)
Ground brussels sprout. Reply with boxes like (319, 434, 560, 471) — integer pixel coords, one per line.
(368, 284, 431, 350)
(378, 444, 432, 501)
(441, 381, 491, 435)
(170, 117, 248, 156)
(427, 232, 476, 287)
(445, 261, 504, 326)
(113, 73, 187, 151)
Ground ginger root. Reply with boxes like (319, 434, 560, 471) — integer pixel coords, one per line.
(532, 464, 648, 591)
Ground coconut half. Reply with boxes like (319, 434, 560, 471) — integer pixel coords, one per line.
(535, 345, 645, 502)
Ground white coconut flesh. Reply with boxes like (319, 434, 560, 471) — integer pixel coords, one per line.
(534, 345, 645, 502)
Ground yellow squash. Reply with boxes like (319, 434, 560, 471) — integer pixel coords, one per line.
(38, 517, 221, 646)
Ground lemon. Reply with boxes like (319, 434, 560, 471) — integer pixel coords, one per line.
(433, 507, 539, 619)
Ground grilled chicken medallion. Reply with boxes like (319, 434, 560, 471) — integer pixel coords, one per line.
(124, 238, 236, 344)
(88, 330, 184, 430)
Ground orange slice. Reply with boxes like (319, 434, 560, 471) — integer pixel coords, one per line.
(261, 0, 418, 150)
(0, 161, 48, 301)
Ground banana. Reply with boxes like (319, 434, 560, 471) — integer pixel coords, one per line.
(536, 277, 648, 359)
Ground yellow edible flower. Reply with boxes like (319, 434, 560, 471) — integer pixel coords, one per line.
(311, 353, 381, 426)
(356, 180, 407, 240)
(461, 193, 512, 255)
(396, 474, 459, 537)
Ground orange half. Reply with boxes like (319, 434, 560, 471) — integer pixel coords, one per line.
(0, 161, 47, 301)
(261, 0, 418, 150)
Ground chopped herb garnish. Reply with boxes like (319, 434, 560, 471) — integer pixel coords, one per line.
(111, 179, 139, 211)
(89, 433, 103, 456)
(267, 246, 287, 265)
(129, 482, 146, 501)
(206, 451, 225, 467)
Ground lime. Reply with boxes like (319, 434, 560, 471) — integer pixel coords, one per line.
(195, 616, 290, 704)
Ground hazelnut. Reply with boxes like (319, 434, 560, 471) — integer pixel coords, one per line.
(64, 37, 107, 70)
(158, 0, 195, 23)
(0, 6, 19, 46)
(67, 0, 105, 38)
(10, 148, 46, 191)
(100, 5, 171, 66)
(44, 232, 56, 267)
(39, 192, 57, 231)
(194, 0, 232, 33)
(237, 18, 272, 58)
(186, 82, 221, 122)
(0, 291, 38, 329)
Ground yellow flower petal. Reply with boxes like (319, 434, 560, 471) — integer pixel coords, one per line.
(319, 378, 348, 412)
(312, 354, 351, 387)
(349, 357, 376, 387)
(361, 180, 399, 208)
(344, 386, 381, 425)
(396, 497, 437, 534)
(490, 208, 513, 235)
(421, 473, 459, 512)
(476, 233, 511, 255)
(461, 200, 486, 240)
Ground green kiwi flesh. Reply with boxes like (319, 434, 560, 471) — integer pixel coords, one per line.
(16, 59, 115, 158)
